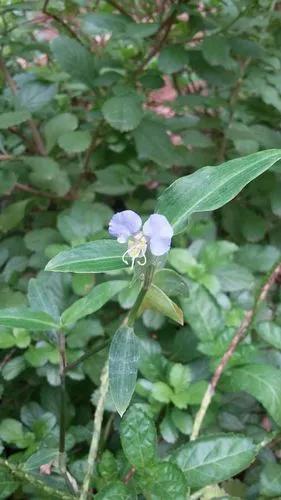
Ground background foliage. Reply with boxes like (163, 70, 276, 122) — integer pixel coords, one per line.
(1, 0, 281, 498)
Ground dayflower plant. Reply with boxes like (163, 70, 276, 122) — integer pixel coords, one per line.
(108, 210, 173, 268)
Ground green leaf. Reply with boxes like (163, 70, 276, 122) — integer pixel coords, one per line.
(0, 466, 19, 499)
(58, 131, 91, 153)
(81, 13, 129, 36)
(201, 35, 234, 69)
(0, 308, 58, 330)
(181, 285, 222, 340)
(0, 200, 30, 233)
(95, 481, 132, 500)
(223, 364, 281, 426)
(171, 408, 193, 435)
(102, 95, 143, 132)
(18, 82, 57, 112)
(134, 118, 186, 168)
(0, 419, 33, 449)
(45, 240, 127, 273)
(153, 269, 189, 296)
(173, 434, 257, 488)
(61, 280, 128, 325)
(0, 110, 31, 129)
(156, 149, 281, 233)
(26, 156, 71, 197)
(215, 263, 254, 291)
(141, 284, 184, 325)
(44, 113, 78, 152)
(109, 326, 140, 416)
(152, 381, 173, 403)
(138, 462, 186, 500)
(256, 321, 281, 349)
(120, 404, 157, 467)
(51, 36, 96, 88)
(2, 356, 26, 381)
(158, 45, 189, 74)
(28, 273, 69, 322)
(260, 463, 281, 497)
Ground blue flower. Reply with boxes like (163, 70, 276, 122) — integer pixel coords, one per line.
(109, 210, 173, 267)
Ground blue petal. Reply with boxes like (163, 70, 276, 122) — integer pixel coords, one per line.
(149, 237, 172, 256)
(108, 210, 142, 242)
(143, 214, 173, 256)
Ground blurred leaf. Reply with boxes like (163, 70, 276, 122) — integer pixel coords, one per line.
(61, 280, 128, 325)
(224, 364, 281, 426)
(0, 466, 19, 499)
(44, 113, 78, 152)
(0, 308, 58, 330)
(17, 82, 57, 112)
(260, 463, 281, 497)
(141, 284, 184, 325)
(138, 462, 186, 500)
(158, 45, 189, 74)
(102, 95, 143, 132)
(0, 200, 30, 233)
(95, 481, 132, 499)
(0, 110, 31, 129)
(109, 326, 139, 416)
(2, 356, 26, 381)
(52, 36, 96, 87)
(121, 404, 156, 467)
(58, 131, 91, 153)
(257, 321, 281, 349)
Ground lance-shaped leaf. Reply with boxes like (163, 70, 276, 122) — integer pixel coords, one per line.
(45, 240, 127, 273)
(140, 284, 184, 325)
(173, 433, 257, 488)
(0, 308, 59, 331)
(61, 280, 128, 325)
(109, 326, 140, 416)
(156, 149, 281, 233)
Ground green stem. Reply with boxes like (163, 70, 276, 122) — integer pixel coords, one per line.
(58, 332, 67, 473)
(0, 458, 75, 500)
(79, 363, 109, 500)
(127, 264, 155, 327)
(65, 340, 110, 372)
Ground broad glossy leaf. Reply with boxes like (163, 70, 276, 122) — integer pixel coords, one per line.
(95, 481, 132, 500)
(141, 284, 184, 325)
(61, 280, 128, 325)
(28, 273, 69, 322)
(102, 95, 143, 132)
(45, 240, 127, 273)
(156, 149, 281, 233)
(223, 364, 281, 426)
(109, 327, 140, 416)
(173, 434, 257, 488)
(0, 308, 58, 330)
(120, 404, 156, 467)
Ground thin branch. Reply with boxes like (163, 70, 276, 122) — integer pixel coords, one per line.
(104, 0, 134, 20)
(14, 183, 77, 201)
(0, 57, 47, 156)
(79, 363, 109, 500)
(65, 340, 110, 373)
(0, 349, 16, 371)
(123, 466, 136, 484)
(42, 0, 83, 44)
(191, 261, 281, 441)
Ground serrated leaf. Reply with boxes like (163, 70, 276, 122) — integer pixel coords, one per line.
(61, 280, 128, 325)
(109, 327, 140, 416)
(141, 284, 184, 325)
(120, 404, 156, 467)
(102, 96, 143, 132)
(95, 481, 132, 500)
(0, 308, 58, 330)
(58, 131, 91, 153)
(51, 36, 96, 87)
(173, 434, 257, 488)
(138, 462, 186, 500)
(223, 364, 281, 426)
(0, 110, 31, 129)
(45, 240, 127, 273)
(156, 149, 281, 233)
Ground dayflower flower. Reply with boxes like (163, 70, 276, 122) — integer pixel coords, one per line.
(108, 210, 173, 268)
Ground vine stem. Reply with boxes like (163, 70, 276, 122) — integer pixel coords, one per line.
(79, 363, 109, 500)
(58, 331, 67, 473)
(190, 261, 281, 441)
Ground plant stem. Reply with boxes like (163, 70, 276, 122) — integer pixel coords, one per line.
(58, 331, 67, 473)
(79, 363, 109, 500)
(0, 458, 74, 500)
(190, 261, 281, 441)
(65, 340, 110, 372)
(127, 264, 155, 327)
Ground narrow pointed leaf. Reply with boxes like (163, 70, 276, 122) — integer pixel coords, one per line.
(61, 280, 128, 325)
(109, 326, 139, 416)
(45, 239, 127, 273)
(0, 308, 58, 330)
(141, 284, 184, 325)
(156, 149, 281, 233)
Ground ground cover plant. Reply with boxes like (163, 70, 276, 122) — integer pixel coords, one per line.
(1, 0, 281, 498)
